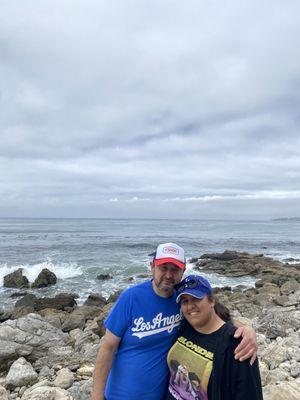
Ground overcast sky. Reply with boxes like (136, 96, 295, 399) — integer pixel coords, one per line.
(0, 0, 299, 219)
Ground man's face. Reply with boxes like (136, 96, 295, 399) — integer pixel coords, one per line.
(151, 262, 184, 297)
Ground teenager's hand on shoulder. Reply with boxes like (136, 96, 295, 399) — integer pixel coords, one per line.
(234, 325, 257, 365)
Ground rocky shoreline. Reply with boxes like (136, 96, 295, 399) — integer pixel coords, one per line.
(0, 251, 299, 399)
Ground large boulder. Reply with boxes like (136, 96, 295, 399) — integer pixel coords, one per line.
(15, 293, 77, 313)
(32, 268, 57, 288)
(83, 293, 107, 307)
(0, 313, 69, 365)
(253, 308, 300, 339)
(21, 386, 71, 400)
(5, 357, 38, 389)
(0, 337, 32, 372)
(0, 386, 8, 400)
(53, 368, 74, 389)
(3, 268, 29, 289)
(263, 380, 300, 400)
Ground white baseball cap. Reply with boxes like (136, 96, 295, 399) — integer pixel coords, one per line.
(152, 242, 186, 270)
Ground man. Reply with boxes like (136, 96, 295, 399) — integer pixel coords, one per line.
(92, 243, 257, 400)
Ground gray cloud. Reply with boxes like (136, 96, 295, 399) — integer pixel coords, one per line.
(0, 0, 300, 219)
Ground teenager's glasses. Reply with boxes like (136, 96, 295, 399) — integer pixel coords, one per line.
(175, 276, 211, 294)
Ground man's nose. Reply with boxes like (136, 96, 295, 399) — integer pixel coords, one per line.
(165, 270, 173, 279)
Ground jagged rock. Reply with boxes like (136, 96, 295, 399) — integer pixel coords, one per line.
(10, 292, 28, 298)
(61, 306, 100, 332)
(76, 363, 94, 380)
(32, 268, 57, 288)
(0, 339, 32, 372)
(67, 378, 93, 400)
(14, 293, 77, 313)
(5, 357, 38, 389)
(4, 269, 29, 289)
(280, 279, 300, 295)
(83, 293, 106, 307)
(0, 385, 8, 400)
(15, 294, 37, 308)
(253, 308, 300, 338)
(107, 290, 123, 303)
(263, 380, 300, 400)
(21, 386, 71, 400)
(194, 251, 300, 283)
(290, 360, 300, 378)
(35, 293, 77, 311)
(33, 346, 81, 372)
(53, 368, 74, 389)
(0, 313, 68, 364)
(38, 308, 67, 329)
(261, 342, 288, 370)
(96, 273, 113, 280)
(274, 295, 298, 307)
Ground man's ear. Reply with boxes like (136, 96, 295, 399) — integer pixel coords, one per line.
(150, 261, 154, 270)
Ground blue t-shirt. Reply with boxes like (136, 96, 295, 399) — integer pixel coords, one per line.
(104, 280, 181, 400)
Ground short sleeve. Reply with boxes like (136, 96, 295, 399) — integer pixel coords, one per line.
(104, 289, 132, 338)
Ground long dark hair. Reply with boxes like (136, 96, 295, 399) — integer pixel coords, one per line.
(208, 294, 232, 323)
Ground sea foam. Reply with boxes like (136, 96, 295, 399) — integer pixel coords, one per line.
(0, 260, 82, 287)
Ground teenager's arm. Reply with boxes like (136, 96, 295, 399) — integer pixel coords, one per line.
(92, 329, 121, 400)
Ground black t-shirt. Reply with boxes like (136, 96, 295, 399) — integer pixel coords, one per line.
(166, 321, 225, 400)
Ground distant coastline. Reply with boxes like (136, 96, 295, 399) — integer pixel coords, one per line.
(271, 217, 300, 222)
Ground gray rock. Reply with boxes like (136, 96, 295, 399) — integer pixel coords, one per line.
(53, 368, 74, 389)
(0, 385, 8, 400)
(96, 273, 112, 281)
(0, 313, 68, 364)
(253, 308, 300, 338)
(21, 386, 71, 400)
(32, 268, 57, 289)
(280, 279, 300, 295)
(5, 357, 38, 389)
(4, 269, 29, 289)
(15, 294, 37, 309)
(83, 293, 106, 307)
(0, 338, 32, 372)
(263, 380, 300, 400)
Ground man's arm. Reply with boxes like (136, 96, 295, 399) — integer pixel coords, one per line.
(92, 329, 121, 400)
(232, 321, 257, 365)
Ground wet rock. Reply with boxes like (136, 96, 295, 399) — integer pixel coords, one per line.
(96, 273, 113, 280)
(32, 268, 57, 288)
(34, 293, 77, 311)
(15, 294, 37, 308)
(107, 290, 123, 303)
(4, 269, 29, 289)
(5, 357, 38, 389)
(83, 293, 106, 307)
(10, 292, 28, 298)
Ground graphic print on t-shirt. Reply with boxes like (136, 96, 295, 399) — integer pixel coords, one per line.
(167, 336, 213, 400)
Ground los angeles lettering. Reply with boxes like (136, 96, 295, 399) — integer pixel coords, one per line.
(132, 312, 182, 333)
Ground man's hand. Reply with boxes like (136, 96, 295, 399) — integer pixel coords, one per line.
(234, 325, 257, 365)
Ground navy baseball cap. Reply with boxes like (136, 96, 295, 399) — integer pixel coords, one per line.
(175, 274, 212, 303)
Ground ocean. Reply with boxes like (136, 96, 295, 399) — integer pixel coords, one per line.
(1, 218, 300, 311)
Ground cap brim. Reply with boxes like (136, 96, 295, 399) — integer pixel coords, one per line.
(154, 258, 185, 270)
(176, 289, 208, 303)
